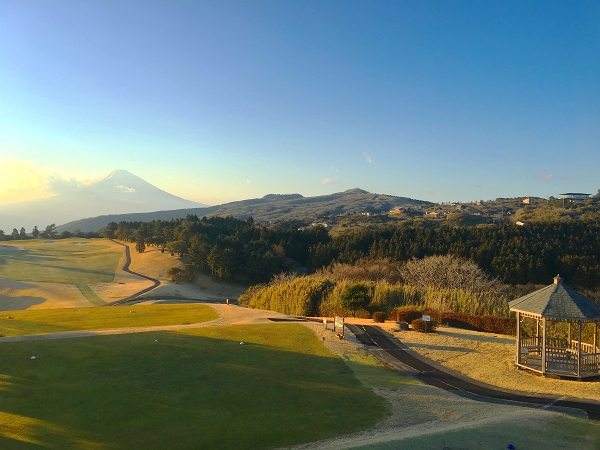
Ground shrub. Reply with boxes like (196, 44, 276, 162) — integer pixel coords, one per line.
(394, 310, 422, 323)
(411, 318, 438, 333)
(372, 312, 386, 323)
(421, 309, 442, 323)
(167, 267, 185, 282)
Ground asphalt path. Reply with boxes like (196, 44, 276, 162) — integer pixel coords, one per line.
(106, 240, 161, 306)
(348, 324, 600, 421)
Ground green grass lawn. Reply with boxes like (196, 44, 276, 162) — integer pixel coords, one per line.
(0, 324, 388, 449)
(0, 239, 122, 285)
(0, 304, 219, 336)
(356, 413, 600, 449)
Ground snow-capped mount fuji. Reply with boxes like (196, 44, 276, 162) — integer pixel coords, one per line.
(0, 170, 206, 231)
(85, 170, 204, 211)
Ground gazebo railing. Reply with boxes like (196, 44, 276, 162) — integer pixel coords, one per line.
(582, 353, 600, 374)
(519, 337, 600, 376)
(571, 340, 600, 354)
(520, 337, 569, 350)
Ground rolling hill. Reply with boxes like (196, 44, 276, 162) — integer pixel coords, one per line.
(57, 189, 430, 232)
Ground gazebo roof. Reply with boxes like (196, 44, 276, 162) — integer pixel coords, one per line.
(509, 276, 600, 321)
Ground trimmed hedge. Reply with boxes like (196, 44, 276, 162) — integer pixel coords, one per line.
(392, 310, 423, 324)
(427, 311, 515, 335)
(372, 312, 386, 323)
(411, 318, 438, 333)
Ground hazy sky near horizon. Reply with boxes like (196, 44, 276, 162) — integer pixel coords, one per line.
(1, 1, 598, 206)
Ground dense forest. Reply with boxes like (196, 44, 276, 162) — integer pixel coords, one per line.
(98, 214, 600, 289)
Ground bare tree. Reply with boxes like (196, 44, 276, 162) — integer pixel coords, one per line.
(399, 255, 502, 293)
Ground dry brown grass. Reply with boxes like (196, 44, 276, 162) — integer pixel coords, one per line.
(395, 325, 600, 402)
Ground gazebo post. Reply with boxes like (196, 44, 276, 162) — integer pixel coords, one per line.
(568, 321, 571, 348)
(516, 312, 521, 365)
(536, 318, 540, 346)
(577, 321, 582, 379)
(541, 318, 547, 375)
(594, 323, 598, 353)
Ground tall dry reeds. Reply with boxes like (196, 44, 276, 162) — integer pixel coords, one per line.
(239, 255, 512, 318)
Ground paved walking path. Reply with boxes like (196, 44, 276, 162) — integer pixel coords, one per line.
(106, 240, 161, 306)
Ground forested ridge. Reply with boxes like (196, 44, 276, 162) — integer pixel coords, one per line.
(100, 214, 600, 289)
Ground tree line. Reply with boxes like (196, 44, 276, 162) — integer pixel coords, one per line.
(101, 214, 600, 289)
(0, 224, 100, 241)
(0, 223, 100, 241)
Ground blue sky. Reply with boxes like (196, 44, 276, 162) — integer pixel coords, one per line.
(0, 0, 598, 205)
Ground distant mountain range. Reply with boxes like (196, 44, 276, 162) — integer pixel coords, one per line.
(0, 170, 205, 231)
(57, 188, 430, 232)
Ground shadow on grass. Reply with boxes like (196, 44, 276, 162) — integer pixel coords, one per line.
(405, 342, 476, 353)
(437, 329, 514, 344)
(0, 294, 46, 312)
(0, 325, 388, 449)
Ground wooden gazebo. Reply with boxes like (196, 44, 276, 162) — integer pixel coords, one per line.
(509, 275, 600, 380)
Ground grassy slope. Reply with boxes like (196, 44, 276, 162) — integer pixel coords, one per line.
(0, 324, 388, 449)
(0, 304, 218, 336)
(0, 240, 121, 285)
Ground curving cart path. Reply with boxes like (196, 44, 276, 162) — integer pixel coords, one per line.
(106, 240, 161, 306)
(348, 324, 600, 421)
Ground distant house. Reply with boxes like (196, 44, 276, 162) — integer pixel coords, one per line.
(425, 211, 444, 218)
(558, 193, 591, 202)
(389, 208, 402, 215)
(516, 221, 525, 226)
(522, 197, 531, 204)
(311, 222, 328, 228)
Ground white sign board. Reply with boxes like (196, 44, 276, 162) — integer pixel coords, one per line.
(422, 315, 431, 322)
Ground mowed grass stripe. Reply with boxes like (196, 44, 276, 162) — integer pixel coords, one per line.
(0, 324, 388, 449)
(0, 240, 122, 285)
(76, 284, 106, 306)
(0, 304, 218, 336)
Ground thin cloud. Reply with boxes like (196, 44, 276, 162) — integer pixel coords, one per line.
(246, 179, 251, 185)
(321, 178, 333, 186)
(117, 185, 136, 193)
(363, 153, 373, 164)
(537, 173, 554, 182)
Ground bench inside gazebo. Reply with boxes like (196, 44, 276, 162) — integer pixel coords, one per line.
(509, 276, 600, 380)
